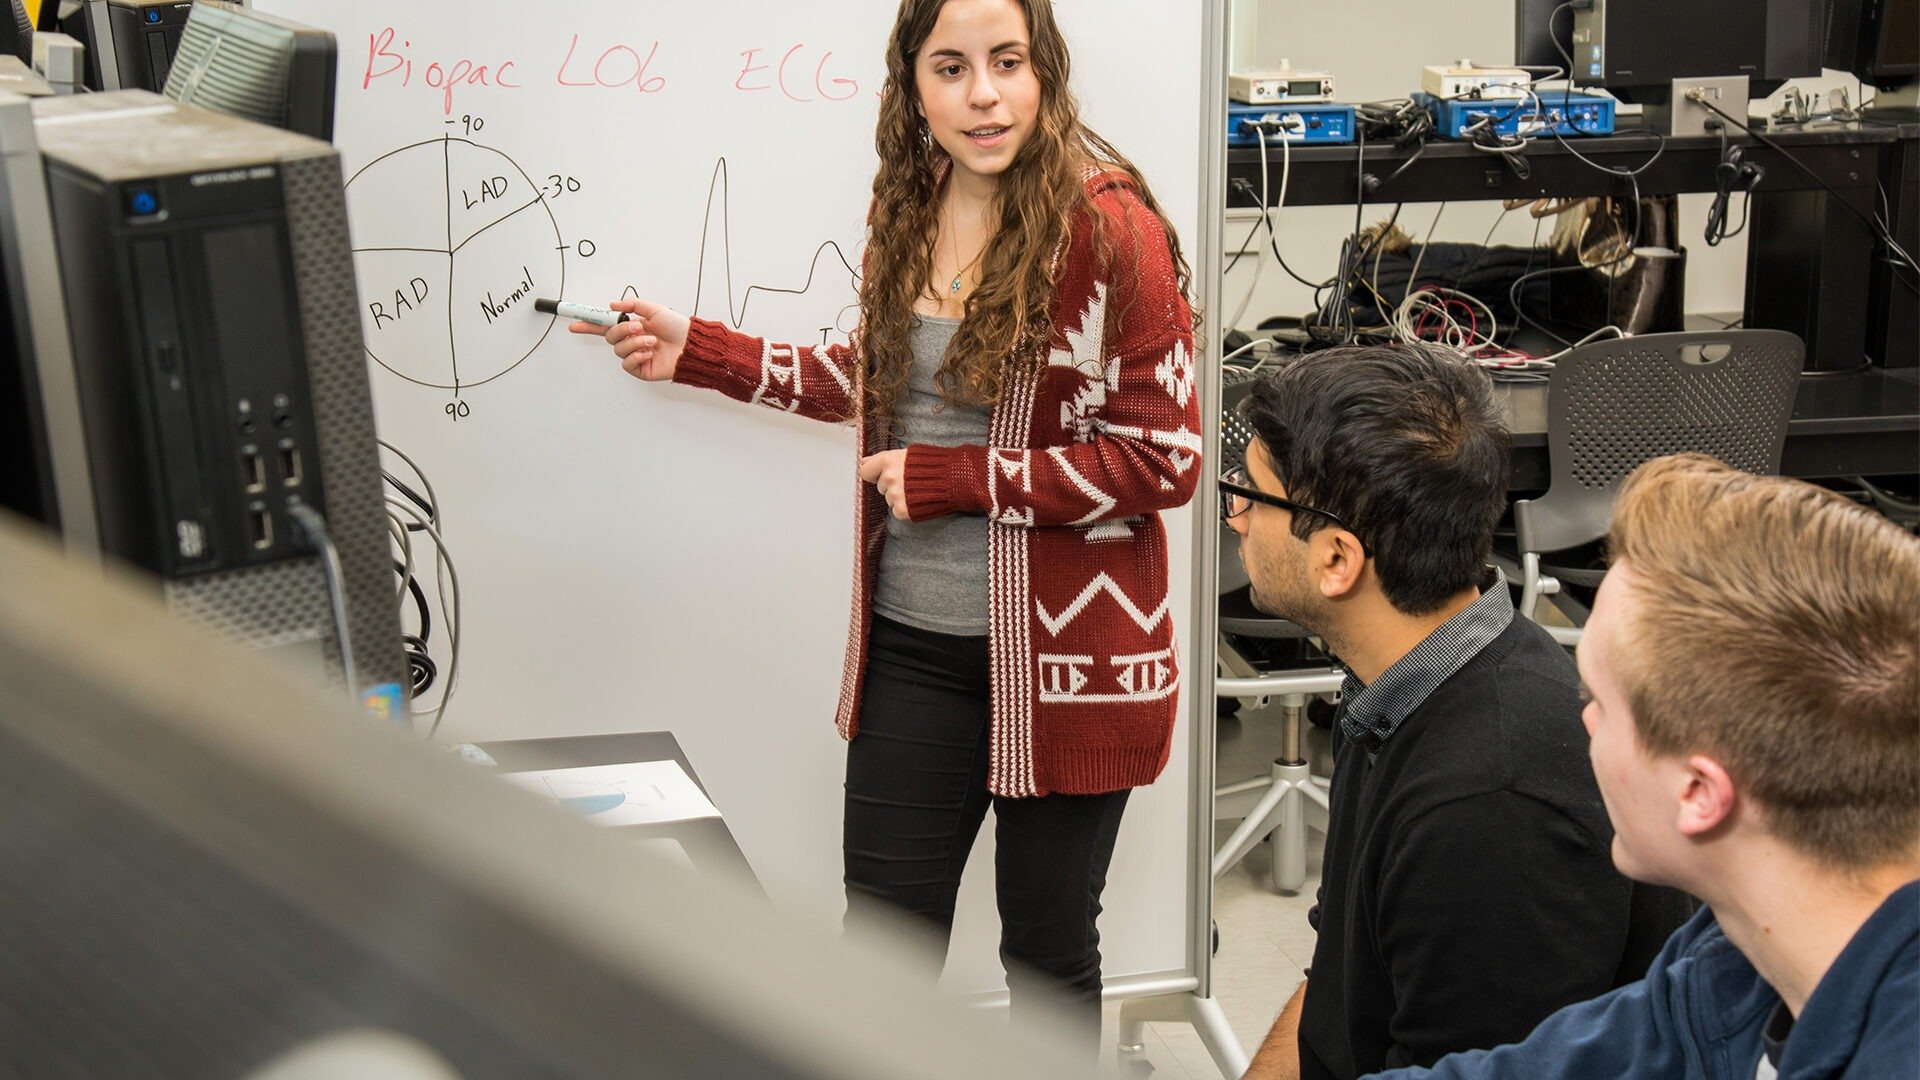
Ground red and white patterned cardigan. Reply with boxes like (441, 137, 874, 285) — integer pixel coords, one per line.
(672, 170, 1201, 797)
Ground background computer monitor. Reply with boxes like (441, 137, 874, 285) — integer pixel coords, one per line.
(1826, 0, 1918, 89)
(1515, 0, 1825, 102)
(162, 1, 334, 140)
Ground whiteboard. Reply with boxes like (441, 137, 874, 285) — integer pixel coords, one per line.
(258, 0, 1204, 995)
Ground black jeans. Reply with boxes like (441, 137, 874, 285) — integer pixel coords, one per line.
(844, 615, 1130, 1049)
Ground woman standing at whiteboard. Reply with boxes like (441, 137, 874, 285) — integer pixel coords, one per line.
(572, 0, 1198, 1046)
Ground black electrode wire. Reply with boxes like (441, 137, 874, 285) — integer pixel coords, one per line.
(1226, 130, 1327, 291)
(1429, 202, 1523, 305)
(1267, 218, 1334, 291)
(1705, 127, 1760, 245)
(1690, 95, 1920, 287)
(1224, 208, 1265, 275)
(1224, 184, 1335, 291)
(1544, 114, 1668, 178)
(1551, 1, 1581, 92)
(383, 471, 436, 530)
(1372, 142, 1429, 192)
(1308, 126, 1370, 345)
(394, 559, 432, 644)
(378, 438, 442, 528)
(403, 638, 438, 696)
(1882, 183, 1920, 292)
(1353, 97, 1434, 193)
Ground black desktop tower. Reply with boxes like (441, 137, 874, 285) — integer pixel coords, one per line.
(2, 90, 404, 695)
(77, 0, 193, 92)
(1518, 0, 1824, 102)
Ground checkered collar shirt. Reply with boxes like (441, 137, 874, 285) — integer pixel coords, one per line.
(1338, 568, 1514, 756)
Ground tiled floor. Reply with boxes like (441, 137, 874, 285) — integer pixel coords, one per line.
(1097, 699, 1335, 1080)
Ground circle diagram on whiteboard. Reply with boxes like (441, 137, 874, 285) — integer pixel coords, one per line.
(345, 135, 566, 392)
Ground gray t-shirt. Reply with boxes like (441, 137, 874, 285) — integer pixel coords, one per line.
(873, 315, 991, 636)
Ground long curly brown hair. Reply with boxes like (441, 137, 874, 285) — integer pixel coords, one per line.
(858, 0, 1196, 425)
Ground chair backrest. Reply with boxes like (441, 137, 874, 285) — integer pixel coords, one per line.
(1515, 330, 1803, 555)
(1217, 366, 1262, 594)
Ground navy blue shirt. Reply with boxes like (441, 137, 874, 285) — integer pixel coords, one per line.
(1369, 881, 1920, 1080)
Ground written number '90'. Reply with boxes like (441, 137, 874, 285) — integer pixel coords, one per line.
(445, 400, 471, 421)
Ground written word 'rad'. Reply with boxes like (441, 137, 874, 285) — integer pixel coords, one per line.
(370, 276, 430, 330)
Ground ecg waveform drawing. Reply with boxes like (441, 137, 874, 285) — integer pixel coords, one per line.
(621, 157, 862, 340)
(345, 135, 566, 393)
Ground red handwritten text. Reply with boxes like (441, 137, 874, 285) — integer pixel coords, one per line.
(364, 28, 522, 115)
(556, 35, 666, 93)
(735, 44, 859, 102)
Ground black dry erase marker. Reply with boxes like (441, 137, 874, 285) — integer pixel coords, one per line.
(535, 297, 639, 326)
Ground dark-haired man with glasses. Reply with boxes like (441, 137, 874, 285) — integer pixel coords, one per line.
(1234, 345, 1691, 1080)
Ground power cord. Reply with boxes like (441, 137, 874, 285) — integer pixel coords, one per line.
(1705, 135, 1763, 245)
(284, 502, 360, 703)
(379, 439, 462, 738)
(1229, 176, 1325, 289)
(1303, 126, 1369, 346)
(1688, 90, 1920, 287)
(1550, 0, 1594, 93)
(1355, 98, 1434, 194)
(1226, 122, 1292, 330)
(394, 560, 437, 695)
(386, 492, 461, 739)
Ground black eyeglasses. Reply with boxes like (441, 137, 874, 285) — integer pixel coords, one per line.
(1218, 466, 1365, 549)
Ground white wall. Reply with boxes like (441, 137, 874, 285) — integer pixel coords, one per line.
(1221, 0, 1871, 335)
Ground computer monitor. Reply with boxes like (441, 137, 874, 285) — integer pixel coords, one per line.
(1826, 0, 1918, 88)
(162, 1, 334, 141)
(0, 514, 1100, 1080)
(1515, 0, 1825, 102)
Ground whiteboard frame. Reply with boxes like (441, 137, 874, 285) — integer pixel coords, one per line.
(1187, 0, 1228, 1005)
(257, 0, 1229, 1012)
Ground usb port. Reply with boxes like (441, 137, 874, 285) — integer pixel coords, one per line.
(248, 507, 273, 550)
(242, 449, 266, 493)
(278, 444, 302, 487)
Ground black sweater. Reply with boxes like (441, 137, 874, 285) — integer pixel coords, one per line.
(1298, 617, 1694, 1080)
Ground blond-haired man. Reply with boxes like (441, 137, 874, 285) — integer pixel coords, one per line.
(1366, 453, 1919, 1080)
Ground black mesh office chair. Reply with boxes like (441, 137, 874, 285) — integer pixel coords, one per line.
(1515, 330, 1803, 644)
(1213, 364, 1342, 893)
(4, 0, 31, 62)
